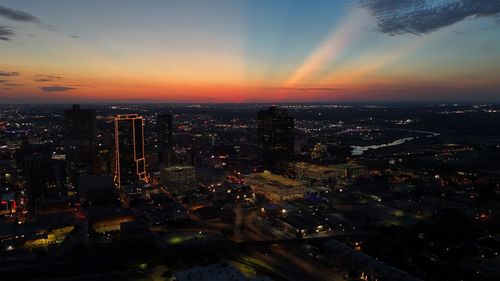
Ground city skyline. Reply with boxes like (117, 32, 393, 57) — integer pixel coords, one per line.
(1, 0, 500, 103)
(2, 1, 500, 279)
(2, 102, 500, 281)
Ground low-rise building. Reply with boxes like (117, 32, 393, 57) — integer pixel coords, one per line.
(0, 192, 16, 215)
(161, 166, 195, 191)
(245, 171, 305, 202)
(86, 207, 134, 234)
(332, 163, 367, 178)
(174, 263, 274, 281)
(292, 162, 367, 181)
(292, 162, 336, 181)
(78, 175, 117, 205)
(277, 211, 329, 237)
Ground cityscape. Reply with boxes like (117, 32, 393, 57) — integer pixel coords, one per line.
(1, 1, 500, 281)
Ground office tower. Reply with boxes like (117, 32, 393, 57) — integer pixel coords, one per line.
(114, 114, 147, 187)
(64, 104, 98, 186)
(16, 143, 69, 211)
(157, 113, 174, 165)
(257, 106, 294, 174)
(64, 104, 97, 144)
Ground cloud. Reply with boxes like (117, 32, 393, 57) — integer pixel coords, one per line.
(277, 87, 345, 91)
(0, 80, 7, 83)
(0, 26, 14, 41)
(34, 75, 62, 82)
(0, 5, 40, 22)
(0, 5, 76, 39)
(70, 83, 96, 88)
(40, 86, 76, 93)
(0, 4, 41, 41)
(0, 70, 20, 76)
(358, 0, 500, 35)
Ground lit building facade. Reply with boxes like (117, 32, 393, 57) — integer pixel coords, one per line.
(245, 171, 305, 202)
(292, 162, 367, 180)
(161, 165, 195, 187)
(292, 162, 336, 181)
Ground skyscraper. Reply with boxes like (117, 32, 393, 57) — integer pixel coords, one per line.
(114, 114, 147, 187)
(257, 106, 294, 174)
(64, 104, 97, 144)
(64, 104, 98, 186)
(157, 113, 174, 165)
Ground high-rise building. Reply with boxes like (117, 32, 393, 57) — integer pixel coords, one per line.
(114, 114, 147, 187)
(64, 104, 97, 144)
(16, 143, 70, 211)
(64, 104, 98, 186)
(157, 113, 174, 165)
(257, 106, 294, 174)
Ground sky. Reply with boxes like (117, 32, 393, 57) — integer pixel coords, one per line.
(0, 0, 500, 103)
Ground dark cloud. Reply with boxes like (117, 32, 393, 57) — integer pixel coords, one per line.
(358, 0, 500, 35)
(70, 83, 96, 88)
(0, 70, 20, 76)
(0, 80, 7, 83)
(0, 5, 78, 40)
(4, 83, 22, 87)
(276, 87, 345, 91)
(0, 26, 14, 41)
(40, 86, 76, 93)
(34, 75, 62, 82)
(0, 5, 40, 22)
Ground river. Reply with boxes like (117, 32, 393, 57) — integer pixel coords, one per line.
(350, 130, 440, 156)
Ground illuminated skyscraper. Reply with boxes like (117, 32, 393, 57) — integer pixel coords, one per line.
(114, 114, 147, 187)
(257, 106, 294, 174)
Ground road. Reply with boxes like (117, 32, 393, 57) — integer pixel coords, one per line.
(232, 204, 345, 281)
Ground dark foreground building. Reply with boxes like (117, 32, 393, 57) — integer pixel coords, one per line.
(64, 104, 99, 185)
(257, 106, 294, 174)
(114, 114, 147, 187)
(16, 143, 69, 210)
(157, 113, 174, 165)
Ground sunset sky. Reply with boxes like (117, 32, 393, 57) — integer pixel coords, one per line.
(1, 0, 500, 103)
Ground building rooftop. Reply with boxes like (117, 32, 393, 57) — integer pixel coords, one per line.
(324, 240, 424, 281)
(174, 263, 247, 281)
(78, 175, 115, 192)
(164, 165, 195, 172)
(294, 162, 335, 173)
(246, 171, 302, 188)
(332, 163, 365, 170)
(279, 212, 324, 230)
